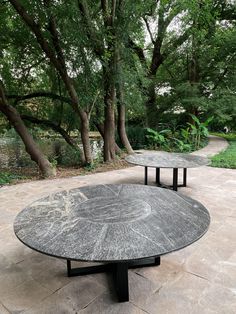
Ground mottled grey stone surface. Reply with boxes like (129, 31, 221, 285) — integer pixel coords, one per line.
(14, 184, 210, 262)
(125, 152, 209, 168)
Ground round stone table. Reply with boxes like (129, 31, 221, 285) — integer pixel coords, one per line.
(14, 184, 210, 302)
(125, 152, 209, 191)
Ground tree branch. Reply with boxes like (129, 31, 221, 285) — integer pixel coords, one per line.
(21, 114, 78, 149)
(143, 17, 155, 45)
(148, 2, 185, 76)
(88, 90, 100, 119)
(77, 0, 104, 56)
(44, 0, 67, 74)
(128, 38, 147, 69)
(7, 92, 72, 105)
(162, 28, 191, 63)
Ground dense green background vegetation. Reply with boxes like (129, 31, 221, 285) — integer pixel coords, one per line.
(0, 0, 235, 178)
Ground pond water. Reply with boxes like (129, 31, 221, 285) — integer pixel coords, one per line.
(0, 137, 103, 168)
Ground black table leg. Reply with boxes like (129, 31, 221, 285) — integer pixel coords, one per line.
(115, 263, 129, 302)
(156, 168, 160, 185)
(129, 257, 160, 268)
(67, 260, 71, 276)
(173, 168, 178, 191)
(66, 256, 161, 302)
(144, 166, 148, 185)
(66, 260, 112, 277)
(183, 168, 187, 187)
(154, 167, 186, 191)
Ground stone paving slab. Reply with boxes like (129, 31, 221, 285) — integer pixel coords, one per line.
(0, 136, 235, 313)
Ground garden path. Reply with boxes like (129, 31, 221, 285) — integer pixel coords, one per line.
(0, 136, 235, 314)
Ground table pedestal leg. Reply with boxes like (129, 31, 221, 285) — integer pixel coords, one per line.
(183, 168, 187, 187)
(153, 168, 188, 191)
(173, 168, 178, 191)
(115, 263, 129, 302)
(156, 168, 160, 185)
(66, 256, 161, 302)
(144, 167, 148, 185)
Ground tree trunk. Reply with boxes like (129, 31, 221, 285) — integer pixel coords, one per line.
(115, 45, 134, 154)
(103, 64, 116, 162)
(0, 82, 55, 178)
(103, 92, 116, 161)
(21, 114, 86, 164)
(80, 113, 92, 165)
(95, 122, 121, 154)
(117, 88, 134, 154)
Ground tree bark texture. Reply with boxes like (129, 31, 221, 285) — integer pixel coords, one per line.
(116, 83, 134, 154)
(95, 122, 121, 155)
(103, 77, 116, 162)
(0, 82, 56, 178)
(115, 45, 134, 154)
(80, 113, 91, 164)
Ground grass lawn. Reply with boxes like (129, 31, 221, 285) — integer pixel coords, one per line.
(211, 133, 236, 169)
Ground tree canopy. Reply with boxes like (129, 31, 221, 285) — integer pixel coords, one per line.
(0, 0, 235, 176)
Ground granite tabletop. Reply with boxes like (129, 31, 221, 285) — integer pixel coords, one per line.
(14, 184, 210, 262)
(125, 151, 209, 168)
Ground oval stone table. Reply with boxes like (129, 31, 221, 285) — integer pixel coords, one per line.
(125, 152, 209, 191)
(14, 184, 210, 302)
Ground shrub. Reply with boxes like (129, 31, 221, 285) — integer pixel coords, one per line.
(122, 126, 148, 149)
(0, 172, 24, 185)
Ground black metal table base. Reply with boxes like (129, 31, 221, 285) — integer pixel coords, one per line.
(67, 257, 161, 302)
(144, 167, 187, 191)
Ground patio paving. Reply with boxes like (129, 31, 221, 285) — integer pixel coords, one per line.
(0, 136, 235, 313)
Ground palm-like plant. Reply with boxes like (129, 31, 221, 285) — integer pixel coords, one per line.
(188, 114, 213, 148)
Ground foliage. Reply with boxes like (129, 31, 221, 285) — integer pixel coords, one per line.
(146, 128, 167, 149)
(83, 152, 104, 171)
(0, 172, 24, 185)
(211, 132, 236, 141)
(47, 141, 82, 167)
(145, 115, 211, 152)
(0, 0, 236, 171)
(146, 128, 191, 152)
(124, 127, 147, 149)
(211, 134, 236, 169)
(187, 114, 213, 149)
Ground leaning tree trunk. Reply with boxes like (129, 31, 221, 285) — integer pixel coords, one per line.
(116, 79, 134, 154)
(21, 114, 86, 164)
(117, 102, 134, 154)
(115, 45, 134, 154)
(80, 112, 92, 165)
(0, 82, 55, 178)
(103, 66, 116, 162)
